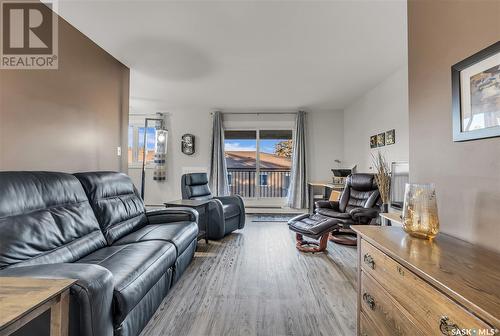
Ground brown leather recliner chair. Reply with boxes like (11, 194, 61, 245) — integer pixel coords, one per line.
(314, 173, 381, 245)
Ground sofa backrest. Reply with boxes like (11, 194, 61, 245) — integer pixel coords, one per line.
(339, 173, 380, 213)
(181, 173, 214, 200)
(0, 171, 107, 269)
(74, 172, 148, 245)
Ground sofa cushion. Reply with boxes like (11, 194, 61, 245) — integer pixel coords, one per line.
(114, 222, 198, 257)
(74, 172, 148, 245)
(223, 203, 240, 219)
(0, 171, 106, 269)
(76, 240, 176, 326)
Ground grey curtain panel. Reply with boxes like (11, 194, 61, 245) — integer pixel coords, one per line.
(287, 111, 308, 209)
(209, 111, 230, 196)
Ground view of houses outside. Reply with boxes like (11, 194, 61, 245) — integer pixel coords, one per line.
(225, 131, 292, 198)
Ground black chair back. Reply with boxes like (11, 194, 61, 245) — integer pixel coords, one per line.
(338, 173, 380, 213)
(181, 173, 213, 201)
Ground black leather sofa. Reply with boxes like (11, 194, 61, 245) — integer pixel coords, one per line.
(181, 173, 245, 240)
(0, 171, 199, 336)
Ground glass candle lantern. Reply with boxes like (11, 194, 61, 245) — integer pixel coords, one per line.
(402, 183, 440, 239)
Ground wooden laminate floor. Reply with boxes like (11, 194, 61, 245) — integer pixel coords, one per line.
(141, 216, 357, 336)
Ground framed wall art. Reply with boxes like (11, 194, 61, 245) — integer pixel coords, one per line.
(370, 135, 377, 148)
(377, 133, 385, 147)
(386, 129, 395, 145)
(452, 41, 500, 142)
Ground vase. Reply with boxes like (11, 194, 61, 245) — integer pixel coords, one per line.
(380, 203, 389, 226)
(380, 203, 389, 213)
(402, 183, 439, 239)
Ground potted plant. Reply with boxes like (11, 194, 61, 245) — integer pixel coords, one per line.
(372, 151, 390, 213)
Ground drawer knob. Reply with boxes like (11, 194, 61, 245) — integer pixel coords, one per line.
(363, 253, 375, 269)
(439, 316, 460, 335)
(362, 292, 376, 310)
(397, 266, 405, 276)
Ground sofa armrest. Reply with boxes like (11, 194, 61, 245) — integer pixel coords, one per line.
(146, 207, 199, 224)
(0, 263, 114, 336)
(204, 199, 225, 239)
(350, 208, 380, 223)
(215, 195, 245, 230)
(315, 200, 340, 210)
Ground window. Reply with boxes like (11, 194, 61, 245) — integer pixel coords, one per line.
(284, 172, 291, 189)
(224, 129, 293, 198)
(224, 130, 257, 197)
(260, 173, 268, 186)
(128, 125, 157, 164)
(128, 125, 134, 163)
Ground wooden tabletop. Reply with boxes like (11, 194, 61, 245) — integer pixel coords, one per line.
(308, 181, 344, 189)
(379, 212, 403, 226)
(164, 199, 212, 207)
(0, 277, 76, 331)
(351, 225, 500, 326)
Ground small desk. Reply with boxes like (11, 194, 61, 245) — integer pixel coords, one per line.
(0, 277, 76, 336)
(307, 182, 344, 213)
(164, 199, 211, 244)
(379, 212, 403, 226)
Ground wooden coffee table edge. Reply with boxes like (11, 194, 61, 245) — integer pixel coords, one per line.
(0, 278, 76, 336)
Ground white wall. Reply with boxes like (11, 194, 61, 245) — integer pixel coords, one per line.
(308, 110, 344, 181)
(128, 105, 344, 206)
(129, 108, 212, 206)
(130, 68, 406, 206)
(343, 67, 409, 173)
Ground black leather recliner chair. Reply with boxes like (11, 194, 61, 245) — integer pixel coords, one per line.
(181, 173, 245, 240)
(314, 173, 381, 245)
(0, 171, 199, 336)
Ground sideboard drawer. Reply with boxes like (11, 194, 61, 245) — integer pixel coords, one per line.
(360, 312, 382, 336)
(360, 239, 494, 334)
(361, 271, 423, 336)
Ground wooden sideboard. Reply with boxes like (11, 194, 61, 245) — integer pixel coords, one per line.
(352, 225, 500, 336)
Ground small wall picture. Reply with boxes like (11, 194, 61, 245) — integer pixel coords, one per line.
(370, 135, 377, 148)
(386, 129, 396, 145)
(377, 133, 385, 147)
(452, 41, 500, 141)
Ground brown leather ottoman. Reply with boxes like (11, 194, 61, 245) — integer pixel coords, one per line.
(288, 214, 339, 253)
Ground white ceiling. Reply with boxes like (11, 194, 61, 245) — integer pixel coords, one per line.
(56, 0, 407, 112)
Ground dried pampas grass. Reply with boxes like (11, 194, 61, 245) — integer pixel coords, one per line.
(372, 151, 391, 204)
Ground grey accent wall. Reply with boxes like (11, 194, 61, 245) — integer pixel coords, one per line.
(0, 8, 129, 172)
(408, 0, 500, 252)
